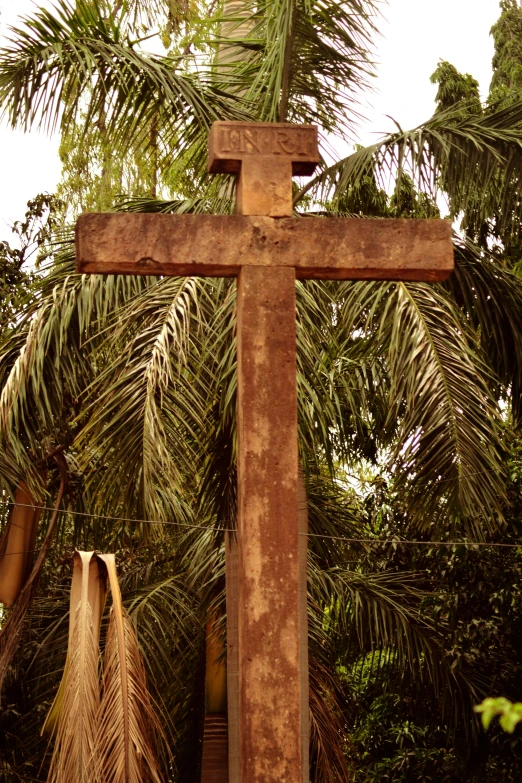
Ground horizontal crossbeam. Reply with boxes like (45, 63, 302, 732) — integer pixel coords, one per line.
(76, 213, 453, 282)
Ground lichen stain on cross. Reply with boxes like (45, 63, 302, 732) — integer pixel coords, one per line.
(75, 121, 454, 783)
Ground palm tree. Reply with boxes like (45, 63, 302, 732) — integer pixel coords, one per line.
(1, 0, 522, 780)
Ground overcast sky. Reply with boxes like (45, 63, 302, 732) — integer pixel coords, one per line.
(0, 0, 504, 235)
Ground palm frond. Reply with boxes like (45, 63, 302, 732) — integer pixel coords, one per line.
(45, 552, 107, 783)
(298, 100, 522, 233)
(125, 571, 200, 701)
(338, 278, 507, 534)
(447, 237, 522, 423)
(115, 0, 175, 34)
(43, 550, 108, 738)
(309, 565, 481, 722)
(297, 279, 381, 472)
(74, 275, 210, 523)
(97, 553, 163, 783)
(309, 655, 353, 783)
(214, 0, 378, 130)
(0, 0, 242, 162)
(0, 239, 150, 484)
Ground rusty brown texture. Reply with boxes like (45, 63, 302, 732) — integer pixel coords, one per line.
(236, 158, 294, 217)
(225, 533, 240, 783)
(237, 265, 302, 783)
(208, 121, 319, 176)
(76, 213, 454, 282)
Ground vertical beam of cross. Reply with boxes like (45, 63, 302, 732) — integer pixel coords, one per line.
(237, 263, 301, 780)
(209, 121, 319, 782)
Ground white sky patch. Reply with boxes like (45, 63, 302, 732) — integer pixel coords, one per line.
(0, 0, 60, 238)
(0, 0, 504, 234)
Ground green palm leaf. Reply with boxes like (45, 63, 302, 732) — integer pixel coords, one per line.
(338, 277, 506, 534)
(217, 0, 378, 126)
(447, 237, 522, 423)
(298, 101, 522, 233)
(0, 0, 242, 159)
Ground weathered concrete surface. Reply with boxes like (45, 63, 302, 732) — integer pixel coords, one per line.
(298, 467, 309, 783)
(225, 533, 240, 783)
(208, 121, 319, 176)
(209, 121, 318, 217)
(236, 157, 294, 217)
(237, 265, 302, 783)
(76, 213, 454, 282)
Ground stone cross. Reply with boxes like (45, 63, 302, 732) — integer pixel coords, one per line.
(76, 121, 453, 783)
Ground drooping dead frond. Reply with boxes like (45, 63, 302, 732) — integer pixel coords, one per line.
(0, 482, 42, 606)
(43, 550, 108, 737)
(0, 462, 66, 693)
(45, 551, 108, 783)
(97, 554, 163, 783)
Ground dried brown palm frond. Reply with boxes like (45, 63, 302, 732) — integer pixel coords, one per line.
(97, 554, 163, 783)
(42, 550, 108, 738)
(0, 482, 43, 606)
(0, 459, 66, 693)
(45, 551, 108, 783)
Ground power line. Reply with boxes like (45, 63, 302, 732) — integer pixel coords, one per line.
(1, 503, 521, 552)
(0, 501, 231, 533)
(341, 466, 506, 491)
(1, 537, 521, 557)
(0, 463, 512, 537)
(0, 463, 509, 527)
(305, 533, 522, 548)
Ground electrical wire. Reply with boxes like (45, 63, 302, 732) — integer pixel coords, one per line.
(0, 502, 521, 552)
(304, 533, 522, 547)
(0, 501, 231, 533)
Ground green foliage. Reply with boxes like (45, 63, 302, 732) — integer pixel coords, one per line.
(476, 698, 522, 734)
(490, 0, 522, 105)
(431, 60, 481, 114)
(343, 440, 522, 781)
(57, 110, 163, 214)
(389, 174, 440, 218)
(0, 194, 64, 337)
(334, 170, 439, 219)
(351, 691, 458, 782)
(226, 0, 378, 127)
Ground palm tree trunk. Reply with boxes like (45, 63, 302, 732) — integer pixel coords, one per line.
(225, 532, 239, 783)
(216, 1, 253, 72)
(0, 461, 67, 693)
(0, 482, 43, 607)
(279, 0, 297, 122)
(201, 615, 229, 782)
